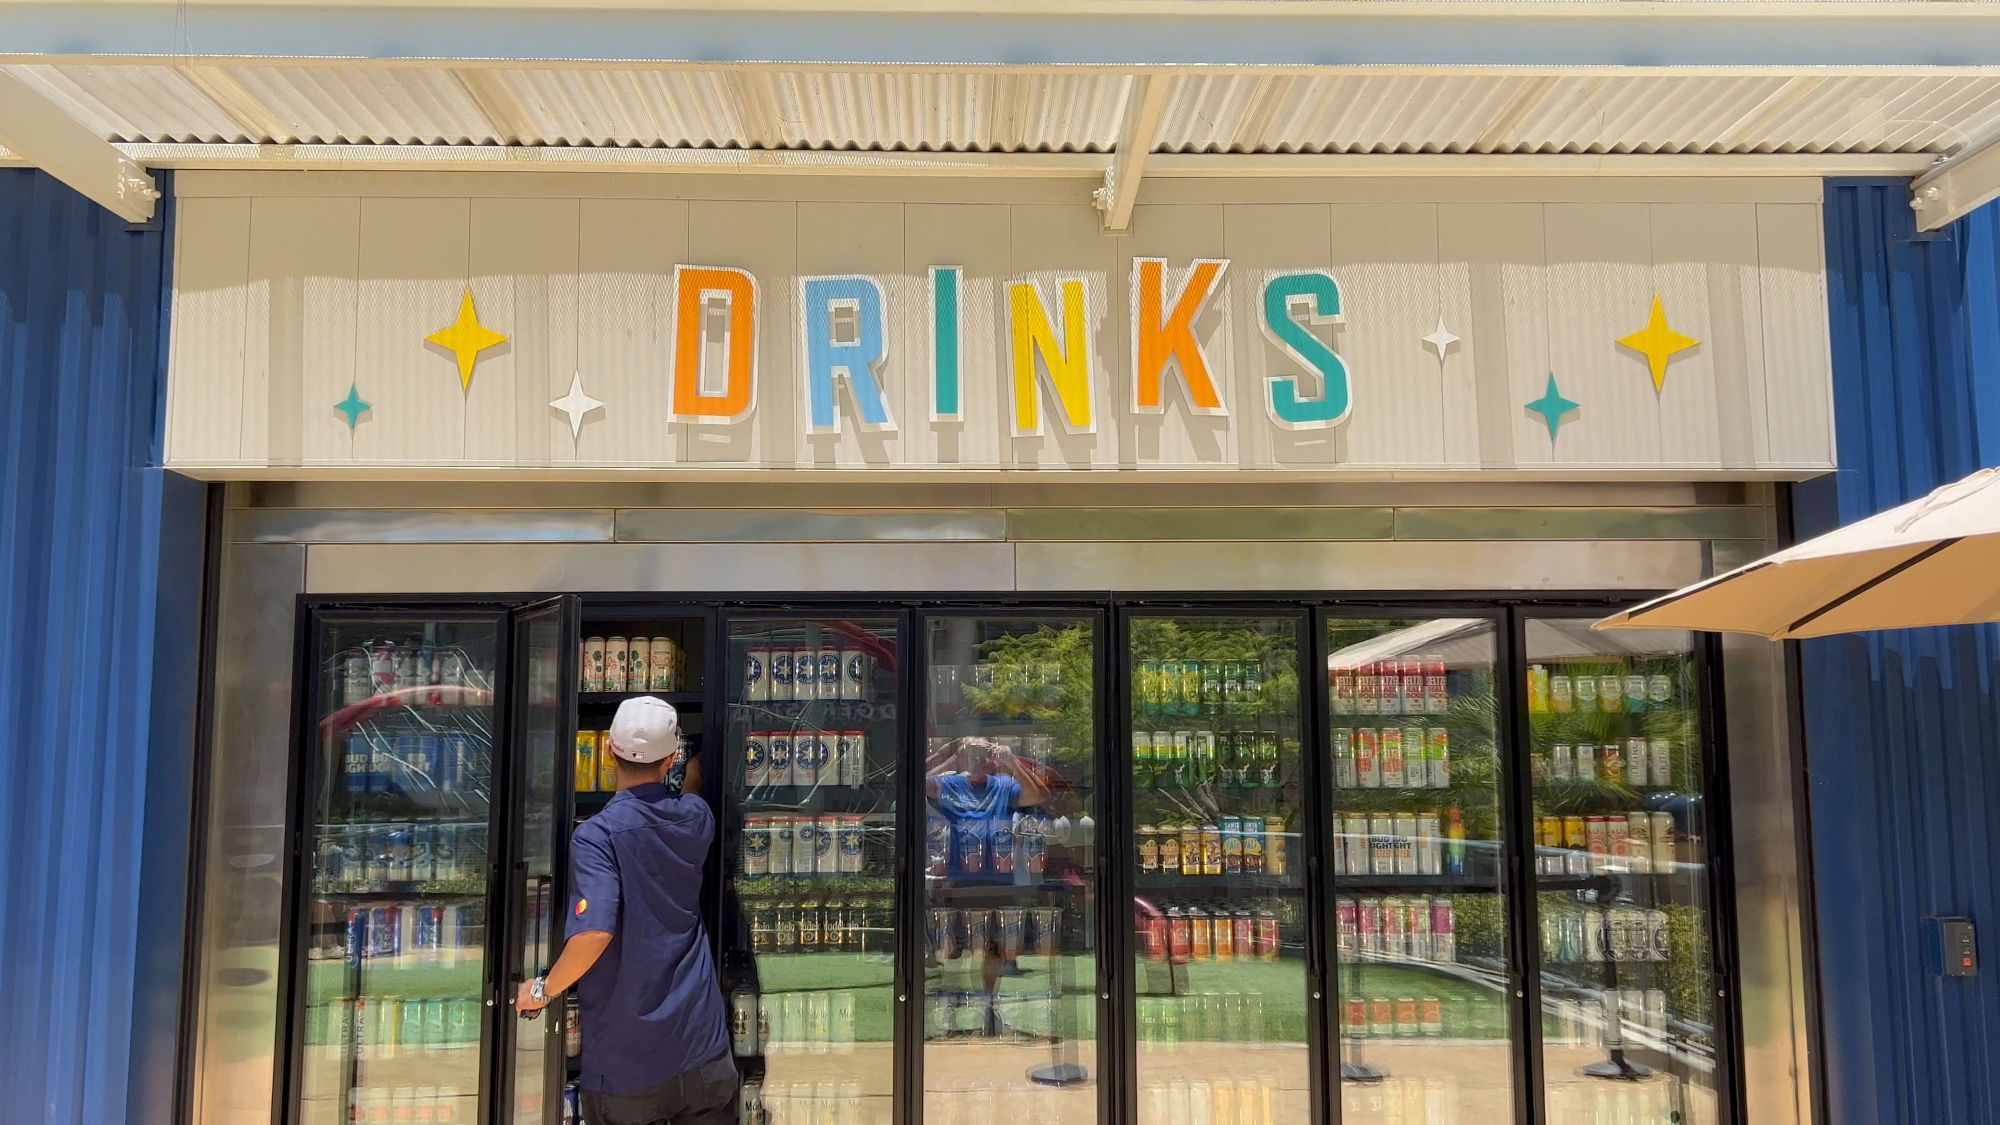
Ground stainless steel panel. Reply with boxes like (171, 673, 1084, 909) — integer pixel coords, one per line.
(1004, 506, 1394, 542)
(1013, 539, 1710, 592)
(613, 508, 1005, 543)
(304, 541, 1019, 594)
(193, 541, 305, 1125)
(1391, 506, 1769, 542)
(232, 507, 614, 543)
(1723, 633, 1814, 1125)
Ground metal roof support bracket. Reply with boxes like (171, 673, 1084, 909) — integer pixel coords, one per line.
(0, 69, 157, 223)
(1095, 74, 1172, 234)
(1911, 132, 2000, 232)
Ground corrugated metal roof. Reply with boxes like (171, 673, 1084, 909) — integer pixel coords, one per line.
(6, 62, 2000, 158)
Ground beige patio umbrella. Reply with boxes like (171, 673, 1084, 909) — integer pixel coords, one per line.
(1596, 466, 2000, 639)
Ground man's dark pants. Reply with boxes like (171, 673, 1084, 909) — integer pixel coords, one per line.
(581, 1055, 739, 1125)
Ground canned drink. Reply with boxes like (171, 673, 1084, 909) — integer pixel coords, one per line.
(1400, 661, 1426, 718)
(731, 991, 760, 1056)
(574, 730, 598, 793)
(1243, 817, 1266, 875)
(345, 907, 369, 968)
(1157, 825, 1181, 874)
(1599, 742, 1624, 785)
(1552, 743, 1574, 783)
(369, 642, 397, 694)
(839, 649, 868, 701)
(1356, 662, 1380, 715)
(1647, 908, 1671, 962)
(345, 732, 372, 794)
(624, 638, 650, 695)
(767, 734, 794, 787)
(1596, 673, 1622, 713)
(1649, 673, 1674, 706)
(838, 815, 864, 874)
(603, 637, 628, 692)
(1137, 825, 1160, 874)
(1380, 728, 1405, 788)
(791, 647, 818, 701)
(1424, 656, 1449, 714)
(1417, 810, 1442, 875)
(1345, 997, 1368, 1037)
(1219, 815, 1243, 874)
(1199, 823, 1223, 876)
(1651, 811, 1676, 872)
(1393, 815, 1418, 875)
(1426, 728, 1450, 788)
(769, 817, 794, 875)
(990, 814, 1016, 877)
(812, 816, 837, 875)
(1255, 910, 1280, 961)
(1626, 812, 1653, 873)
(391, 644, 418, 693)
(792, 734, 821, 788)
(744, 646, 770, 702)
(926, 814, 950, 877)
(838, 731, 865, 786)
(768, 649, 793, 701)
(597, 731, 618, 792)
(1369, 815, 1395, 875)
(1583, 909, 1607, 962)
(955, 821, 986, 875)
(1607, 816, 1632, 871)
(341, 649, 372, 705)
(1331, 666, 1356, 714)
(649, 638, 677, 692)
(1331, 729, 1355, 788)
(743, 816, 770, 876)
(1625, 738, 1650, 786)
(816, 648, 841, 700)
(1644, 988, 1668, 1031)
(1572, 673, 1595, 712)
(1366, 997, 1393, 1037)
(1356, 729, 1381, 788)
(1178, 824, 1201, 876)
(1342, 814, 1368, 874)
(1212, 910, 1235, 962)
(1651, 738, 1674, 788)
(743, 732, 770, 789)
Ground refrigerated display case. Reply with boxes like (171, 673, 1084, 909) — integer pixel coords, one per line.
(1126, 612, 1309, 1125)
(717, 616, 902, 1125)
(1323, 614, 1513, 1123)
(1523, 619, 1723, 1125)
(921, 613, 1103, 1125)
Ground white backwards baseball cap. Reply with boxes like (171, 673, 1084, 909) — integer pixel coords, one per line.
(607, 696, 681, 765)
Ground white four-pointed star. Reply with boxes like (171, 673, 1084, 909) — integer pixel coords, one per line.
(549, 372, 605, 441)
(1423, 318, 1460, 361)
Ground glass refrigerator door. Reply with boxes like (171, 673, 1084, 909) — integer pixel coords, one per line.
(502, 597, 579, 1125)
(1324, 616, 1513, 1122)
(722, 617, 902, 1125)
(298, 614, 501, 1125)
(1128, 613, 1307, 1124)
(1524, 620, 1719, 1125)
(922, 615, 1101, 1125)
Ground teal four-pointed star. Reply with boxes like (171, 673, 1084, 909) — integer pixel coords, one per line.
(335, 383, 371, 430)
(1524, 373, 1579, 440)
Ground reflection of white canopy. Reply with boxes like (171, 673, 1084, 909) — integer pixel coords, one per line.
(1330, 617, 1690, 671)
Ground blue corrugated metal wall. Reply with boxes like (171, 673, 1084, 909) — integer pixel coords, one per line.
(1805, 180, 2000, 1125)
(0, 170, 205, 1123)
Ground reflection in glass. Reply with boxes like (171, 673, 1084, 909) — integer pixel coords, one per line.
(924, 618, 1099, 1124)
(1326, 618, 1513, 1120)
(1130, 616, 1306, 1124)
(722, 619, 899, 1125)
(1526, 621, 1718, 1125)
(299, 621, 498, 1125)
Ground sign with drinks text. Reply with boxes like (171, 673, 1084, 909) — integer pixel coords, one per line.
(164, 184, 1836, 476)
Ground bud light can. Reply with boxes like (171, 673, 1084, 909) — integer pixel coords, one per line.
(990, 816, 1016, 877)
(345, 732, 371, 794)
(955, 821, 986, 875)
(768, 649, 793, 701)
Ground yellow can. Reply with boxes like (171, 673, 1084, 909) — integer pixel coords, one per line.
(574, 730, 598, 793)
(597, 730, 618, 791)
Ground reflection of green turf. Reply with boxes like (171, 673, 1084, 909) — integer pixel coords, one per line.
(306, 959, 483, 1004)
(1335, 966, 1509, 1039)
(1131, 961, 1509, 1041)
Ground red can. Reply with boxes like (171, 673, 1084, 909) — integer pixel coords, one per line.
(1232, 912, 1254, 958)
(1168, 910, 1192, 964)
(1345, 998, 1367, 1034)
(1142, 913, 1167, 963)
(1256, 913, 1280, 962)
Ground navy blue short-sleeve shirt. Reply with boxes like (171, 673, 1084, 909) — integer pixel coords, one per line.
(569, 782, 729, 1093)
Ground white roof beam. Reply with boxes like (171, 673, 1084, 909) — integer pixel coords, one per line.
(0, 68, 155, 221)
(1095, 74, 1172, 233)
(1911, 131, 2000, 232)
(6, 2, 2000, 68)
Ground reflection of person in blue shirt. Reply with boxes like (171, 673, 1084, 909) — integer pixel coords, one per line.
(925, 737, 1051, 1016)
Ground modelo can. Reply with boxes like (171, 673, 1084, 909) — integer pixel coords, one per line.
(766, 734, 793, 787)
(791, 646, 818, 701)
(744, 732, 769, 788)
(742, 816, 770, 876)
(838, 815, 864, 873)
(768, 649, 793, 701)
(817, 649, 842, 702)
(744, 647, 769, 702)
(838, 731, 865, 786)
(840, 649, 868, 700)
(731, 991, 761, 1056)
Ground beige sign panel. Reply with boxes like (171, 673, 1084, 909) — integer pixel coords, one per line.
(164, 172, 1834, 477)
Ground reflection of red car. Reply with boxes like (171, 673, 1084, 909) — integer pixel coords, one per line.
(316, 686, 493, 739)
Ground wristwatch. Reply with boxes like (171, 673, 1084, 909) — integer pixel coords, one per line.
(529, 976, 548, 1005)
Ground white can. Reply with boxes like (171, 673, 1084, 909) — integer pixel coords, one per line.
(744, 732, 770, 788)
(793, 818, 819, 875)
(1651, 738, 1673, 788)
(815, 816, 841, 875)
(840, 649, 868, 700)
(1625, 738, 1650, 786)
(581, 638, 606, 693)
(837, 816, 863, 873)
(792, 734, 820, 788)
(743, 817, 769, 876)
(1552, 743, 1574, 783)
(744, 647, 770, 702)
(1393, 815, 1419, 875)
(1626, 812, 1652, 873)
(1646, 909, 1671, 962)
(1417, 810, 1442, 875)
(839, 731, 865, 786)
(649, 637, 676, 692)
(1650, 811, 1676, 872)
(604, 637, 629, 692)
(768, 649, 793, 701)
(769, 817, 794, 875)
(1344, 814, 1370, 874)
(625, 638, 650, 695)
(767, 734, 794, 787)
(791, 647, 818, 701)
(816, 649, 841, 703)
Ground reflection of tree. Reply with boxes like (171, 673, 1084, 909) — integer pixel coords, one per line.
(962, 623, 1096, 782)
(1128, 619, 1302, 709)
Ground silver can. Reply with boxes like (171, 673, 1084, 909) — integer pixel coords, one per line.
(792, 734, 820, 788)
(1647, 908, 1671, 962)
(649, 637, 676, 692)
(840, 649, 868, 701)
(792, 817, 818, 876)
(1625, 737, 1650, 786)
(839, 731, 866, 786)
(1650, 811, 1676, 873)
(769, 817, 794, 875)
(1331, 729, 1355, 788)
(742, 816, 769, 876)
(1583, 909, 1606, 963)
(816, 816, 841, 875)
(581, 638, 606, 693)
(731, 991, 760, 1056)
(604, 636, 628, 692)
(791, 647, 818, 701)
(1650, 738, 1673, 788)
(1627, 812, 1653, 874)
(744, 646, 770, 702)
(837, 816, 863, 874)
(1552, 743, 1574, 784)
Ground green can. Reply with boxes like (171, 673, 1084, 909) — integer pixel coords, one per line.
(399, 996, 427, 1053)
(423, 997, 448, 1048)
(444, 997, 479, 1046)
(1179, 661, 1202, 716)
(1132, 731, 1155, 787)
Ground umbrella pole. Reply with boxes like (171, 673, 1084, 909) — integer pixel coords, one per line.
(1581, 960, 1651, 1081)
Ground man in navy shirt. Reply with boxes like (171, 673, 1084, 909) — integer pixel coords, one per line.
(516, 696, 735, 1124)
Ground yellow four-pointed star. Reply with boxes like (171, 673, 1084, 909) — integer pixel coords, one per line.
(426, 288, 507, 391)
(1617, 294, 1699, 393)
